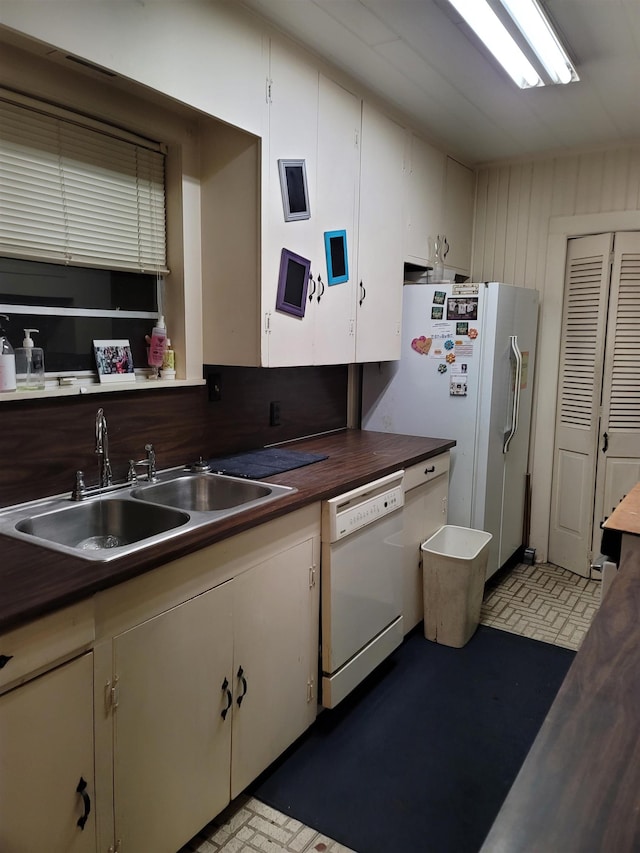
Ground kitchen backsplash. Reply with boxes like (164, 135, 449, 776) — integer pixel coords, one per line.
(0, 365, 348, 508)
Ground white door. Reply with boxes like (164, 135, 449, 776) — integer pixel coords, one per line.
(549, 234, 611, 575)
(548, 232, 640, 576)
(591, 231, 640, 554)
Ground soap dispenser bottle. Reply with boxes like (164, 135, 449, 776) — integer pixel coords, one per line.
(0, 315, 16, 392)
(147, 315, 167, 369)
(15, 328, 45, 390)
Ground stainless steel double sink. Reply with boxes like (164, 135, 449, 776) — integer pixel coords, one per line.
(0, 470, 296, 561)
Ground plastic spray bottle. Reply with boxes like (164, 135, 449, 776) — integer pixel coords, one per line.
(0, 315, 16, 392)
(147, 316, 167, 371)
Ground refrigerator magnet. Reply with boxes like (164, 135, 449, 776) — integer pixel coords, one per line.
(411, 336, 432, 355)
(450, 376, 468, 396)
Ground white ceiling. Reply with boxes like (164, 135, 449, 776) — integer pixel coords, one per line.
(239, 0, 640, 166)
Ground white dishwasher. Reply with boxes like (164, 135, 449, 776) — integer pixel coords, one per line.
(321, 470, 405, 708)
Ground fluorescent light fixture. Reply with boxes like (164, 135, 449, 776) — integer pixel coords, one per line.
(447, 0, 578, 87)
(500, 0, 578, 84)
(447, 0, 541, 87)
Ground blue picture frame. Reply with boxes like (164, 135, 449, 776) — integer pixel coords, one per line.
(324, 229, 349, 286)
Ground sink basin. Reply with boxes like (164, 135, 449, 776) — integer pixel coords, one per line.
(0, 469, 296, 562)
(14, 499, 189, 557)
(131, 473, 276, 512)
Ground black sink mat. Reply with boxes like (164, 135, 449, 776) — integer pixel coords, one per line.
(206, 448, 328, 479)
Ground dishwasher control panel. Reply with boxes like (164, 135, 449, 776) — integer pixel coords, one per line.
(323, 470, 405, 543)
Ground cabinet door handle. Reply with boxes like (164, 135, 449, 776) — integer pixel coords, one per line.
(76, 776, 91, 830)
(0, 654, 13, 669)
(236, 665, 248, 707)
(317, 275, 325, 304)
(602, 431, 609, 453)
(308, 275, 316, 302)
(221, 677, 233, 720)
(425, 466, 436, 474)
(359, 281, 366, 306)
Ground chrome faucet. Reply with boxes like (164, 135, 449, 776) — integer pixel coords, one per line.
(95, 407, 113, 488)
(128, 443, 157, 483)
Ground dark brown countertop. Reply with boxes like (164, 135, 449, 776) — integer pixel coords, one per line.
(480, 541, 640, 851)
(0, 429, 455, 633)
(604, 481, 640, 536)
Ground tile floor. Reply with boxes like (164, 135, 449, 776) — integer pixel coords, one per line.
(481, 560, 601, 650)
(180, 561, 600, 853)
(179, 795, 356, 853)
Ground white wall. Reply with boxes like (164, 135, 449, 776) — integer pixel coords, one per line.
(472, 146, 640, 562)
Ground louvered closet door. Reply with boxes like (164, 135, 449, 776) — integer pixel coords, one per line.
(591, 232, 640, 556)
(549, 233, 612, 576)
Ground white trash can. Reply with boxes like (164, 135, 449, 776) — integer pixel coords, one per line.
(421, 525, 493, 648)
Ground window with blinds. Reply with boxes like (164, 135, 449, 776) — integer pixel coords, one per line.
(0, 92, 168, 381)
(0, 93, 167, 272)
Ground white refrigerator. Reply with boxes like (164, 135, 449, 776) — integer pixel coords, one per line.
(362, 281, 539, 579)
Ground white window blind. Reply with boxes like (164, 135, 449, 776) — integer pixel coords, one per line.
(0, 95, 167, 273)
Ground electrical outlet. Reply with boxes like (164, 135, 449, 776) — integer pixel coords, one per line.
(207, 372, 222, 402)
(269, 400, 281, 426)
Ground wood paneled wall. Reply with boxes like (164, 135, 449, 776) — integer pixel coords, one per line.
(471, 143, 640, 562)
(474, 146, 640, 287)
(0, 365, 348, 508)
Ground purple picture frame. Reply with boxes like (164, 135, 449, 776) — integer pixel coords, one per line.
(275, 248, 311, 318)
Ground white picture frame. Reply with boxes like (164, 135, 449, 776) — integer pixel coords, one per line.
(278, 159, 311, 221)
(93, 339, 136, 383)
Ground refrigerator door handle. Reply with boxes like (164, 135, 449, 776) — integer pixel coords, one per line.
(504, 335, 523, 453)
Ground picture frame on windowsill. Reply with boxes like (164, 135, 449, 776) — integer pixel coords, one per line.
(93, 339, 136, 383)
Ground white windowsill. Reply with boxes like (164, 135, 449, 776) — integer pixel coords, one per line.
(0, 377, 205, 402)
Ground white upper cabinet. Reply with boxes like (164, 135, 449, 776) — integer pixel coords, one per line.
(204, 39, 406, 367)
(403, 142, 474, 277)
(404, 133, 446, 266)
(312, 75, 361, 365)
(263, 38, 319, 367)
(442, 156, 475, 275)
(0, 1, 267, 137)
(355, 102, 406, 362)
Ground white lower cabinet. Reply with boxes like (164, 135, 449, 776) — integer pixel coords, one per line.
(0, 652, 96, 853)
(230, 541, 318, 797)
(95, 507, 320, 853)
(111, 583, 233, 853)
(402, 454, 450, 633)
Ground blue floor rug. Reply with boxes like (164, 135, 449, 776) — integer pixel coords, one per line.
(250, 625, 575, 853)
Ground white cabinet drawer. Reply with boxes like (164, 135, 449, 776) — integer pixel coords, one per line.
(404, 452, 450, 492)
(0, 601, 94, 693)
